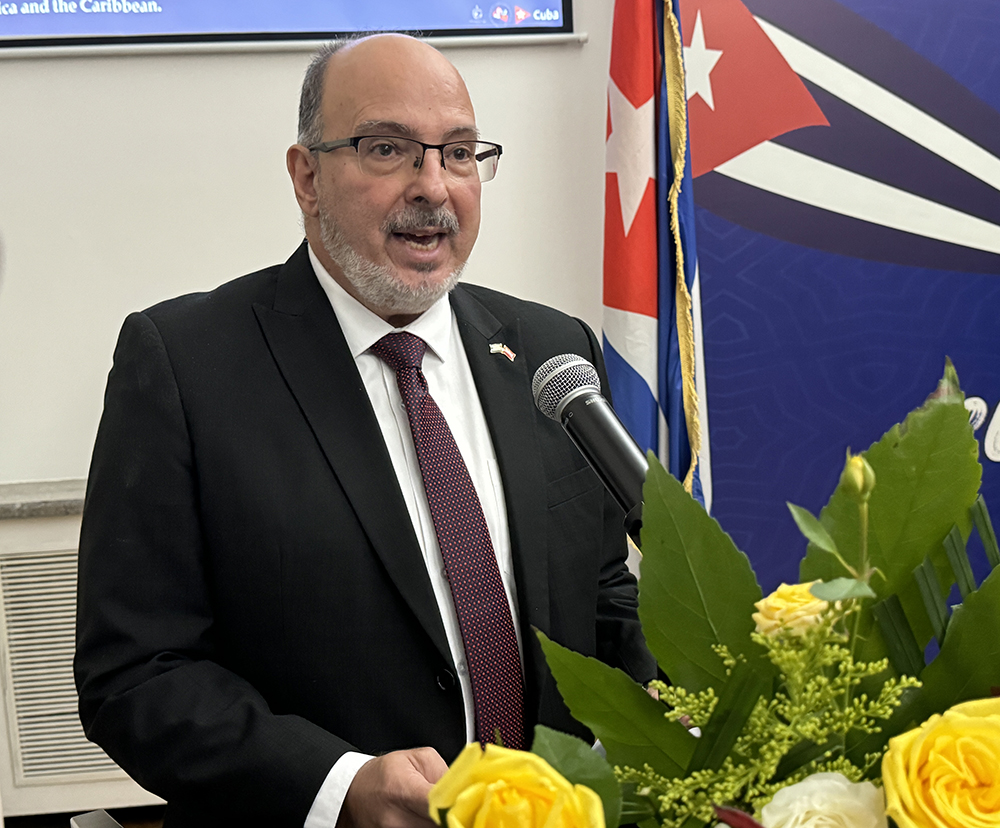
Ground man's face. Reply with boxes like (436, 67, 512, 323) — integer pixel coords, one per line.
(309, 37, 483, 319)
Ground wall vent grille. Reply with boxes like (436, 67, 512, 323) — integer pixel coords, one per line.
(0, 550, 123, 781)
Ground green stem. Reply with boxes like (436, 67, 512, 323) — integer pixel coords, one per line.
(846, 604, 862, 711)
(851, 495, 866, 655)
(850, 606, 861, 660)
(846, 499, 869, 712)
(858, 501, 869, 578)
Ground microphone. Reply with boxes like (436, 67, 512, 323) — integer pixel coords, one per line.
(532, 354, 648, 543)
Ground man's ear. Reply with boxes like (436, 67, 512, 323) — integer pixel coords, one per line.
(286, 144, 320, 218)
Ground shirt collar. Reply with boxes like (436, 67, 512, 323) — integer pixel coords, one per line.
(308, 242, 455, 364)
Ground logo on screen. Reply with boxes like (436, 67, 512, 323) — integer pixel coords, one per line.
(490, 4, 510, 24)
(514, 6, 531, 23)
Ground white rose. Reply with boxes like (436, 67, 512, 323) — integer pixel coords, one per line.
(759, 772, 887, 828)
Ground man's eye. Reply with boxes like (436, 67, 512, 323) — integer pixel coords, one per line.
(370, 142, 399, 158)
(447, 144, 475, 163)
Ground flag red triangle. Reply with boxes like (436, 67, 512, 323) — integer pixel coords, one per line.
(680, 0, 829, 177)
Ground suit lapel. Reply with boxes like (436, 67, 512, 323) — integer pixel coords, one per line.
(253, 244, 451, 665)
(450, 288, 551, 661)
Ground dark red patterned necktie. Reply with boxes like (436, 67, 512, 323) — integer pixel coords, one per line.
(371, 332, 525, 750)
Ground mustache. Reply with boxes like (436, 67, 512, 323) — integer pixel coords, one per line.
(383, 206, 460, 236)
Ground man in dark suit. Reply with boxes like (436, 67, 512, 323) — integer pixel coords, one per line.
(75, 34, 655, 828)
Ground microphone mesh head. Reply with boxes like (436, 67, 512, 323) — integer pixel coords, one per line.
(532, 354, 601, 420)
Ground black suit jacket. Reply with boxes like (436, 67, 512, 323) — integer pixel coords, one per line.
(75, 243, 655, 827)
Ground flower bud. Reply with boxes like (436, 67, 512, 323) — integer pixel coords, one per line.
(839, 453, 875, 503)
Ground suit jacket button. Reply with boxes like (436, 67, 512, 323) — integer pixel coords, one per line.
(436, 669, 456, 691)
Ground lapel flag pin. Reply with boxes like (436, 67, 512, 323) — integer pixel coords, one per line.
(489, 343, 517, 362)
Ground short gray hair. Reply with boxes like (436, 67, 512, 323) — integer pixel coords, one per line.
(297, 39, 353, 148)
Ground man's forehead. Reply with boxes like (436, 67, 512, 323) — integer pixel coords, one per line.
(320, 36, 476, 135)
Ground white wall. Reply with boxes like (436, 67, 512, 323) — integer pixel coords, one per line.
(0, 0, 614, 484)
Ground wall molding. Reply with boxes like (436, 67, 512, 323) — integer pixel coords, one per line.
(0, 482, 86, 521)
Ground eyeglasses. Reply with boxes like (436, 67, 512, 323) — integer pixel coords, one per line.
(308, 135, 503, 183)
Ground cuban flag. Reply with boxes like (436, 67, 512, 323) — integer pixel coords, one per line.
(602, 0, 710, 506)
(688, 0, 1000, 273)
(668, 0, 1000, 589)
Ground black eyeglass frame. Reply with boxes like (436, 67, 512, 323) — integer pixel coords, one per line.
(307, 135, 503, 181)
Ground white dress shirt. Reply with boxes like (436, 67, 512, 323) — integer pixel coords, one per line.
(304, 245, 521, 827)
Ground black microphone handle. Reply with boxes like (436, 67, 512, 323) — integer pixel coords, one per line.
(559, 391, 649, 544)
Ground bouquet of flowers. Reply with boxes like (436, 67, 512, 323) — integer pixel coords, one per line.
(428, 362, 1000, 828)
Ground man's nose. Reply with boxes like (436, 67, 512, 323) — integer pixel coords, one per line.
(407, 148, 450, 203)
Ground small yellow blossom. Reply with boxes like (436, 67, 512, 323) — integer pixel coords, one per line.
(840, 453, 876, 503)
(883, 696, 1000, 828)
(753, 582, 829, 636)
(429, 743, 605, 828)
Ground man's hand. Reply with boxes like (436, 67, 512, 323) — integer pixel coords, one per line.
(338, 747, 449, 828)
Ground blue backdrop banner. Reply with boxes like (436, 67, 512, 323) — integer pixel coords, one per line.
(682, 0, 1000, 591)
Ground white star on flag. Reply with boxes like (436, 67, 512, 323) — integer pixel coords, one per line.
(684, 10, 723, 110)
(605, 79, 656, 236)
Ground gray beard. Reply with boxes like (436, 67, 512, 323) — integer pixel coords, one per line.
(318, 204, 465, 317)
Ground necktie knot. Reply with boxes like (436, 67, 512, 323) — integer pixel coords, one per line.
(372, 332, 426, 373)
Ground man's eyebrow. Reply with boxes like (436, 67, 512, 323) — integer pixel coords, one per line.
(353, 121, 481, 140)
(442, 125, 481, 141)
(354, 120, 416, 137)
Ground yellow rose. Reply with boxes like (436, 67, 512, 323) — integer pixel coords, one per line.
(429, 743, 605, 828)
(752, 582, 829, 636)
(883, 696, 1000, 828)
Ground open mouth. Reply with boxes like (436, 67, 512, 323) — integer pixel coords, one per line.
(394, 231, 446, 251)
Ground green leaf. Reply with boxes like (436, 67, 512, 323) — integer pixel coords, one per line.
(913, 558, 949, 644)
(619, 783, 656, 823)
(788, 503, 840, 557)
(638, 455, 765, 693)
(801, 363, 981, 670)
(849, 562, 1000, 766)
(935, 358, 964, 403)
(531, 725, 621, 828)
(810, 578, 876, 602)
(871, 595, 924, 678)
(687, 660, 769, 773)
(943, 525, 976, 599)
(772, 738, 842, 782)
(972, 495, 1000, 569)
(537, 630, 696, 779)
(911, 563, 1000, 720)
